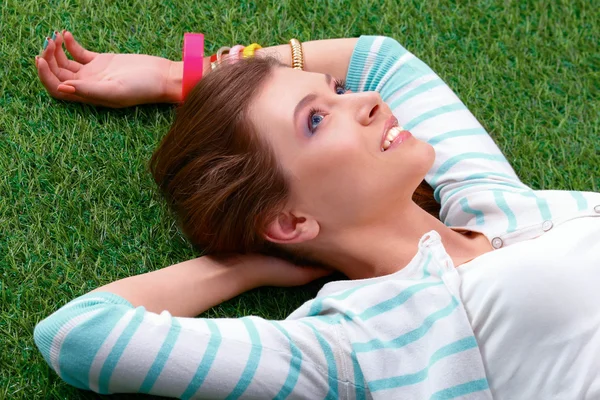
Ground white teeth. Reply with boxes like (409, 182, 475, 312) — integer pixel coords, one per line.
(382, 126, 403, 151)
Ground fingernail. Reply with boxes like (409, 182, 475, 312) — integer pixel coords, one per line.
(35, 56, 39, 67)
(43, 37, 49, 50)
(51, 31, 57, 40)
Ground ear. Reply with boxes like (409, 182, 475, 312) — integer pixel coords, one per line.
(263, 211, 319, 244)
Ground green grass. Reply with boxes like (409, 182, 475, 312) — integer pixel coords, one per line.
(1, 0, 598, 398)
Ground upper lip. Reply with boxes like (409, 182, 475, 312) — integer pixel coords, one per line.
(380, 115, 399, 150)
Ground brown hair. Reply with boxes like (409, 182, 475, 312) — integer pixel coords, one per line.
(150, 57, 439, 259)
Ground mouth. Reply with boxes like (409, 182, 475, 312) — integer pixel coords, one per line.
(380, 115, 412, 152)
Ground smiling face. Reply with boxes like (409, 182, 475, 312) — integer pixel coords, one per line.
(250, 67, 435, 244)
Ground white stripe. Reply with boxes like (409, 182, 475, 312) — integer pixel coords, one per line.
(108, 311, 174, 393)
(49, 309, 103, 377)
(88, 309, 136, 393)
(358, 37, 385, 92)
(375, 52, 415, 92)
(385, 72, 438, 106)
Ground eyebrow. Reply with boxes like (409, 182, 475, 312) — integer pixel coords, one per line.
(293, 74, 333, 126)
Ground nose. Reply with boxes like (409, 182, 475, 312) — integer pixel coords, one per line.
(354, 91, 382, 126)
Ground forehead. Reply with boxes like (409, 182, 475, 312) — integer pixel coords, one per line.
(250, 67, 326, 123)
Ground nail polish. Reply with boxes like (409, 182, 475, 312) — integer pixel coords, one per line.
(43, 37, 49, 50)
(51, 31, 57, 41)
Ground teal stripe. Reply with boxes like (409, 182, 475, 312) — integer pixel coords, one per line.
(463, 171, 520, 182)
(303, 321, 339, 399)
(404, 103, 466, 131)
(33, 293, 131, 390)
(312, 281, 443, 326)
(98, 307, 146, 393)
(430, 378, 490, 399)
(308, 282, 375, 316)
(493, 190, 517, 232)
(225, 318, 263, 399)
(346, 36, 379, 91)
(520, 192, 552, 220)
(430, 153, 508, 186)
(271, 322, 302, 400)
(139, 319, 181, 393)
(459, 198, 484, 225)
(390, 79, 444, 109)
(180, 320, 222, 400)
(54, 300, 129, 390)
(570, 191, 588, 211)
(313, 283, 441, 326)
(380, 57, 435, 101)
(357, 281, 442, 321)
(427, 128, 486, 146)
(309, 258, 437, 318)
(437, 179, 522, 203)
(363, 38, 409, 93)
(369, 336, 478, 391)
(350, 350, 367, 400)
(420, 253, 433, 279)
(34, 306, 103, 375)
(354, 297, 460, 353)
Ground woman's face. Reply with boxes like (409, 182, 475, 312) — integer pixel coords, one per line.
(250, 67, 435, 238)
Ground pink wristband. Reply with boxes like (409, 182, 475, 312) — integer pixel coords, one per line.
(182, 33, 205, 100)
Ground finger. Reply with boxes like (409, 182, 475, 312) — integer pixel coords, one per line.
(36, 57, 92, 103)
(53, 30, 82, 73)
(36, 56, 61, 94)
(43, 37, 78, 81)
(41, 36, 60, 76)
(63, 30, 97, 64)
(60, 79, 124, 108)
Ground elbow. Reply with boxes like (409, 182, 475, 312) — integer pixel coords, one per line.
(34, 309, 95, 392)
(33, 293, 132, 393)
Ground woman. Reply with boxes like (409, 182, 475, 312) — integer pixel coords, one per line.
(34, 31, 600, 399)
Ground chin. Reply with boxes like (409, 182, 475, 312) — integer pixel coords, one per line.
(413, 140, 436, 175)
(424, 143, 436, 169)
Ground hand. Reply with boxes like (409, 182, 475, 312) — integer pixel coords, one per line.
(36, 30, 181, 108)
(210, 253, 334, 289)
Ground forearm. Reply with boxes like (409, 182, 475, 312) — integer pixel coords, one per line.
(91, 255, 257, 317)
(164, 38, 358, 102)
(257, 38, 358, 79)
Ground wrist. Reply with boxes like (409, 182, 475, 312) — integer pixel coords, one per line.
(203, 254, 264, 291)
(164, 61, 183, 103)
(165, 57, 212, 103)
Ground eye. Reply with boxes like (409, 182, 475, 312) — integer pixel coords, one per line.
(308, 108, 325, 133)
(334, 78, 348, 95)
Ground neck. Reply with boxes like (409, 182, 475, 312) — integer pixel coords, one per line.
(314, 201, 489, 279)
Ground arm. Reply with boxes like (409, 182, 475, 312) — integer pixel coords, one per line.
(89, 253, 330, 318)
(33, 255, 335, 396)
(344, 36, 529, 223)
(33, 292, 343, 397)
(37, 30, 357, 107)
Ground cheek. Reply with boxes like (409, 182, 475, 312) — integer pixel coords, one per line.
(291, 138, 368, 201)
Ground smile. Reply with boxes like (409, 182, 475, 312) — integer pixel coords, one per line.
(381, 116, 412, 151)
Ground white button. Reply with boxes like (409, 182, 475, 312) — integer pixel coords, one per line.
(542, 220, 553, 231)
(492, 237, 503, 249)
(594, 205, 600, 214)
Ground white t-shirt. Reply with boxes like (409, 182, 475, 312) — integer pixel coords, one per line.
(458, 216, 600, 399)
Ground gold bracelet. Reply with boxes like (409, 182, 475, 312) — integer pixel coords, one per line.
(289, 38, 304, 70)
